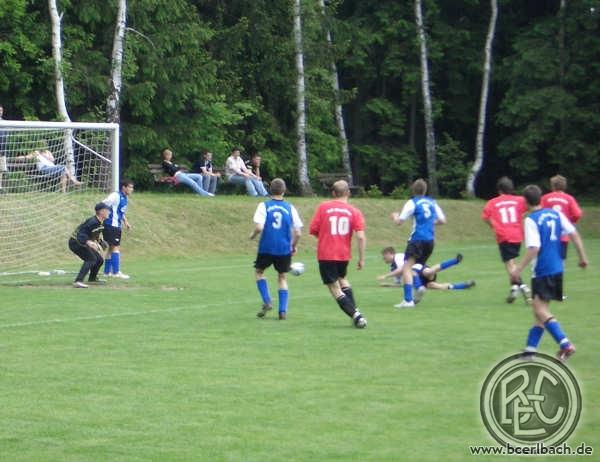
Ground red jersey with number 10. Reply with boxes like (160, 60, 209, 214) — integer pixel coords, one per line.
(482, 194, 528, 244)
(309, 200, 365, 261)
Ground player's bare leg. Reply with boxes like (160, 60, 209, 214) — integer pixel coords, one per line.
(505, 259, 531, 304)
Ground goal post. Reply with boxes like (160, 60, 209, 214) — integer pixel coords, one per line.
(0, 120, 120, 274)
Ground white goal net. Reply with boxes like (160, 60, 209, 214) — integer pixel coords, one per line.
(0, 121, 119, 275)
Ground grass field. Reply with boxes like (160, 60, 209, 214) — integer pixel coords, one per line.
(1, 195, 599, 461)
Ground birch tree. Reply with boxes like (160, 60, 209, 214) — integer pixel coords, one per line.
(106, 0, 127, 124)
(318, 0, 353, 185)
(415, 0, 438, 195)
(48, 0, 75, 177)
(466, 0, 498, 197)
(293, 0, 313, 196)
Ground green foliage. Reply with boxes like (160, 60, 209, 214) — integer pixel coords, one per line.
(365, 184, 383, 198)
(0, 1, 599, 198)
(390, 184, 409, 200)
(436, 133, 469, 198)
(122, 156, 154, 191)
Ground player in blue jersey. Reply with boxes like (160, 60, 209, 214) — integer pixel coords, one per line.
(102, 179, 134, 279)
(390, 179, 446, 308)
(510, 185, 588, 361)
(378, 247, 475, 303)
(250, 178, 303, 320)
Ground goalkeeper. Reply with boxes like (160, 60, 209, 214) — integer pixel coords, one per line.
(68, 202, 110, 288)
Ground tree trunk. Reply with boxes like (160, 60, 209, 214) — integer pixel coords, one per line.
(318, 0, 353, 185)
(106, 0, 127, 124)
(466, 0, 498, 197)
(48, 0, 75, 178)
(415, 0, 438, 196)
(293, 0, 313, 196)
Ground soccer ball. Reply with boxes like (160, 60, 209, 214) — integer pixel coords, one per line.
(289, 262, 305, 276)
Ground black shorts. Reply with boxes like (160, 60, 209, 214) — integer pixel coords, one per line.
(404, 241, 434, 265)
(532, 274, 563, 302)
(102, 225, 122, 246)
(498, 242, 521, 262)
(254, 253, 292, 274)
(318, 260, 349, 285)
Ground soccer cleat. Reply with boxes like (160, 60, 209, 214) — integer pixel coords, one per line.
(279, 312, 286, 320)
(467, 280, 476, 288)
(506, 288, 519, 304)
(413, 287, 426, 304)
(456, 253, 463, 263)
(256, 303, 272, 318)
(354, 316, 367, 328)
(88, 278, 106, 285)
(394, 300, 416, 309)
(520, 350, 537, 361)
(557, 344, 576, 362)
(73, 281, 88, 288)
(520, 285, 532, 305)
(112, 272, 130, 280)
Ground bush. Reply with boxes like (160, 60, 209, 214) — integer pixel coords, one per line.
(436, 133, 469, 198)
(122, 158, 154, 191)
(365, 184, 383, 198)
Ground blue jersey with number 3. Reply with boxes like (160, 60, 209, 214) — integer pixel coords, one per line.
(259, 200, 293, 256)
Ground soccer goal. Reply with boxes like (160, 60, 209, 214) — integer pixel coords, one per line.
(0, 120, 119, 275)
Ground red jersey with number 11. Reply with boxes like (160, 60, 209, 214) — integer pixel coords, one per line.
(482, 194, 528, 244)
(309, 200, 365, 261)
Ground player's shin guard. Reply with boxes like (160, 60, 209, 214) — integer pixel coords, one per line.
(525, 326, 545, 352)
(544, 317, 570, 349)
(256, 279, 272, 305)
(336, 294, 356, 319)
(111, 251, 120, 274)
(278, 289, 288, 314)
(403, 283, 413, 302)
(341, 286, 356, 307)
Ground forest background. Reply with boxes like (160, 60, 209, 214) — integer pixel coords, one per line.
(0, 0, 598, 198)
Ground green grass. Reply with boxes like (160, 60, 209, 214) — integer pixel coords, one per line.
(1, 195, 599, 461)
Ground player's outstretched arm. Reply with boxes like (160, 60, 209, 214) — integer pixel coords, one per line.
(511, 246, 539, 282)
(570, 230, 588, 268)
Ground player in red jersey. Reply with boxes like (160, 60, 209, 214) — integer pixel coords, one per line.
(309, 180, 367, 328)
(482, 177, 531, 304)
(541, 175, 583, 261)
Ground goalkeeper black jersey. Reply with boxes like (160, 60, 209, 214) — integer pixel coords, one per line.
(71, 216, 104, 246)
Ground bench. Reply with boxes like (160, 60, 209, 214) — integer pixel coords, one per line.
(147, 164, 246, 194)
(316, 172, 365, 196)
(148, 163, 178, 187)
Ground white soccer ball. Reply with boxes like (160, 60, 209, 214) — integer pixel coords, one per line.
(37, 271, 51, 276)
(289, 262, 305, 276)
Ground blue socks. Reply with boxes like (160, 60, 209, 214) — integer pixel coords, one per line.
(525, 326, 545, 351)
(256, 279, 271, 305)
(104, 256, 113, 275)
(545, 318, 570, 348)
(440, 256, 460, 271)
(449, 282, 469, 290)
(403, 283, 413, 302)
(278, 289, 288, 314)
(111, 252, 120, 274)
